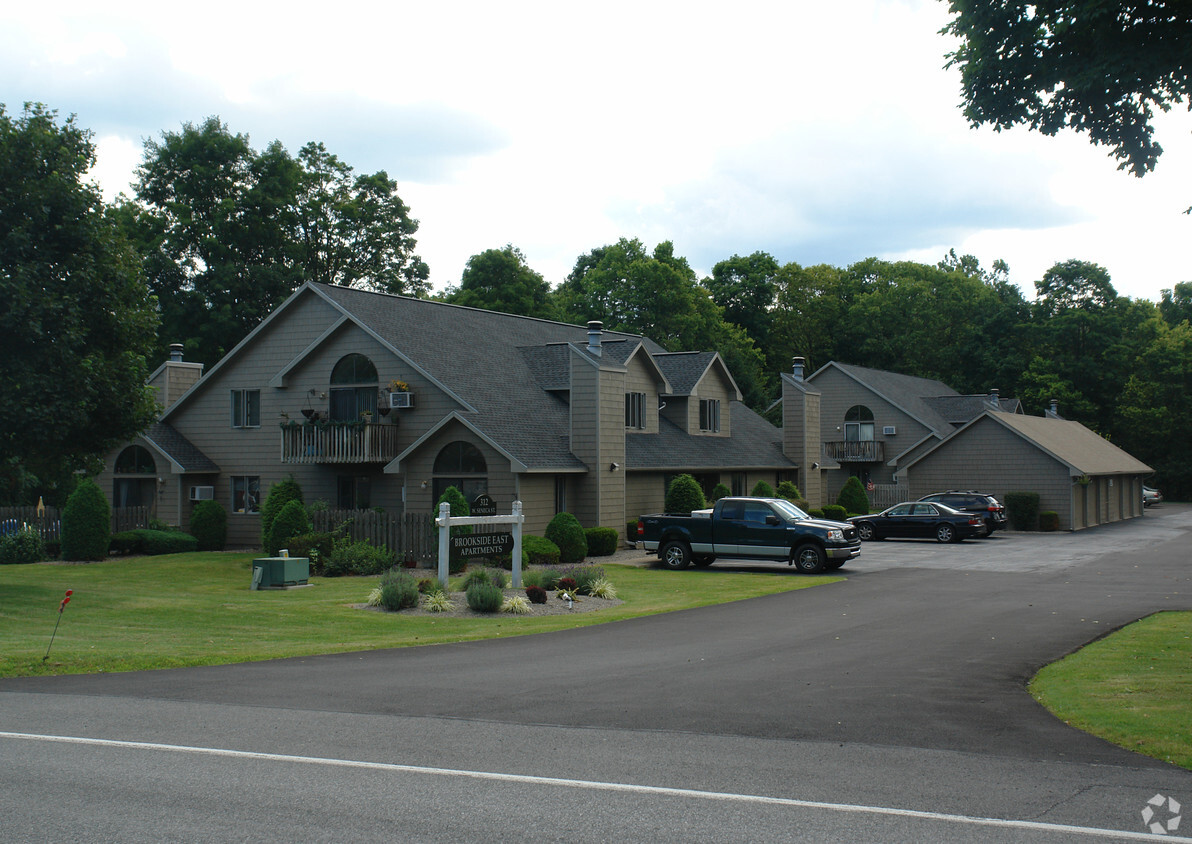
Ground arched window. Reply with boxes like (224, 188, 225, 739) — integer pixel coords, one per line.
(113, 446, 157, 511)
(432, 441, 488, 505)
(844, 405, 875, 442)
(329, 354, 378, 421)
(115, 446, 156, 474)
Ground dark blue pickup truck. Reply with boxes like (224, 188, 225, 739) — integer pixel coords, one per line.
(636, 497, 862, 573)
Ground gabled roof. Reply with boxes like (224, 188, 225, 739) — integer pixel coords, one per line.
(654, 351, 743, 400)
(808, 361, 959, 435)
(904, 411, 1152, 476)
(922, 394, 1022, 425)
(140, 422, 219, 474)
(627, 403, 795, 470)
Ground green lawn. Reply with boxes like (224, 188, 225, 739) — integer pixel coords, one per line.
(1029, 611, 1192, 770)
(0, 553, 840, 678)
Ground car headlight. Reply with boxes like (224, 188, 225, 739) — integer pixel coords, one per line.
(826, 529, 844, 541)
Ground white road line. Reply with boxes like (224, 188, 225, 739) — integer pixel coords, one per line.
(2, 731, 1185, 841)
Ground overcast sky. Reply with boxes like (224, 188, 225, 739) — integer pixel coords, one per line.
(4, 0, 1189, 303)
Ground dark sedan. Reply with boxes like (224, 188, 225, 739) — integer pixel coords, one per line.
(848, 501, 986, 543)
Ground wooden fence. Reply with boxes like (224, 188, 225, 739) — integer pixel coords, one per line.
(823, 483, 909, 513)
(0, 505, 151, 542)
(311, 509, 437, 562)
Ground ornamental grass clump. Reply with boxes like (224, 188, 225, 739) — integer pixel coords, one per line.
(502, 596, 531, 614)
(459, 568, 505, 591)
(466, 582, 504, 613)
(422, 591, 453, 612)
(588, 577, 617, 600)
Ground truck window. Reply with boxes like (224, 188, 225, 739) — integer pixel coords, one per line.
(720, 501, 744, 520)
(743, 504, 774, 524)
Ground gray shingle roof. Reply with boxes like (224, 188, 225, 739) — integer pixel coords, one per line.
(922, 395, 1022, 425)
(654, 352, 717, 395)
(627, 403, 794, 470)
(314, 281, 691, 467)
(986, 413, 1152, 475)
(142, 422, 219, 473)
(819, 362, 960, 435)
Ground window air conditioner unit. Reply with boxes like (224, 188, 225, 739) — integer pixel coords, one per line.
(189, 485, 215, 501)
(882, 425, 897, 436)
(389, 392, 414, 409)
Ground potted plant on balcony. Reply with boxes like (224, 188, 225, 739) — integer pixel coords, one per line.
(388, 379, 414, 409)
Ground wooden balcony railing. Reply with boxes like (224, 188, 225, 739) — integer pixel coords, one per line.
(280, 423, 400, 464)
(823, 440, 883, 462)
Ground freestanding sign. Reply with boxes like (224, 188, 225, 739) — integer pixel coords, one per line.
(436, 500, 525, 588)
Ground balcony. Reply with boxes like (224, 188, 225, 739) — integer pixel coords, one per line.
(824, 440, 883, 463)
(280, 423, 399, 464)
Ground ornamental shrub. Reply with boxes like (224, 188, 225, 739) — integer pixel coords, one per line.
(139, 530, 198, 555)
(534, 568, 561, 590)
(461, 568, 507, 591)
(524, 535, 560, 566)
(437, 486, 471, 536)
(260, 477, 304, 552)
(776, 481, 802, 502)
(324, 537, 396, 576)
(808, 508, 825, 518)
(561, 564, 606, 595)
(525, 585, 548, 604)
(750, 480, 776, 498)
(269, 500, 311, 556)
(378, 570, 419, 610)
(61, 478, 110, 561)
(285, 531, 336, 574)
(1005, 492, 1040, 531)
(465, 581, 503, 612)
(418, 577, 443, 595)
(584, 527, 619, 556)
(665, 474, 706, 515)
(1039, 510, 1060, 531)
(0, 526, 44, 564)
(557, 577, 577, 592)
(710, 483, 731, 502)
(821, 504, 848, 522)
(110, 530, 142, 555)
(836, 477, 870, 515)
(545, 512, 587, 565)
(190, 500, 227, 551)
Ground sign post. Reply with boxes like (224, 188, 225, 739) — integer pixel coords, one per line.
(436, 500, 524, 588)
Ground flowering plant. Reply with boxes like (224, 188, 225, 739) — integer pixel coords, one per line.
(389, 379, 410, 392)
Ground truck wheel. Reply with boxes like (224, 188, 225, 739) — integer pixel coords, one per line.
(660, 541, 692, 570)
(692, 555, 715, 568)
(792, 544, 825, 573)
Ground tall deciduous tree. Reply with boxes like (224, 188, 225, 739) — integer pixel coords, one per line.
(128, 119, 428, 366)
(444, 244, 554, 319)
(705, 251, 780, 354)
(0, 103, 159, 503)
(943, 1, 1192, 176)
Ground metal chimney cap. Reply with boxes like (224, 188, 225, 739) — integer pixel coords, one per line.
(169, 343, 184, 362)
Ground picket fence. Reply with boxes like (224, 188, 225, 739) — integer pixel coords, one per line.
(311, 509, 437, 563)
(0, 505, 151, 543)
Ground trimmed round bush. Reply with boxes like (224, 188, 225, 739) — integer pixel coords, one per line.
(465, 581, 504, 612)
(836, 477, 870, 515)
(710, 482, 731, 502)
(584, 527, 619, 556)
(190, 500, 227, 551)
(525, 535, 561, 566)
(525, 585, 548, 604)
(777, 481, 802, 501)
(140, 530, 198, 555)
(61, 478, 111, 561)
(545, 512, 587, 565)
(269, 499, 311, 556)
(750, 480, 776, 498)
(0, 526, 45, 564)
(1039, 510, 1060, 531)
(665, 474, 706, 515)
(260, 477, 304, 552)
(821, 504, 848, 522)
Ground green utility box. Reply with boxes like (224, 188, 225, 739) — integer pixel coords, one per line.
(251, 557, 310, 589)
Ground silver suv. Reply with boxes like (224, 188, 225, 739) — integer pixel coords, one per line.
(917, 491, 1007, 535)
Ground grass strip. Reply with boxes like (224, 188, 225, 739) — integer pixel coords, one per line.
(1029, 611, 1192, 770)
(0, 553, 840, 678)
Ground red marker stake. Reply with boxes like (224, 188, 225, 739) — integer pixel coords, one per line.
(43, 589, 73, 663)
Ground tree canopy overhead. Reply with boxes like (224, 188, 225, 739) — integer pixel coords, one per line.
(943, 1, 1192, 176)
(0, 103, 159, 503)
(444, 244, 555, 319)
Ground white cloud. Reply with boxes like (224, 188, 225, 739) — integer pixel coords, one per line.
(3, 0, 1188, 301)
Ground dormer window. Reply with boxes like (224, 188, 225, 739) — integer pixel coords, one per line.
(699, 399, 721, 432)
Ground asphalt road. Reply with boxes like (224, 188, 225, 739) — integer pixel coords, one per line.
(2, 505, 1191, 842)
